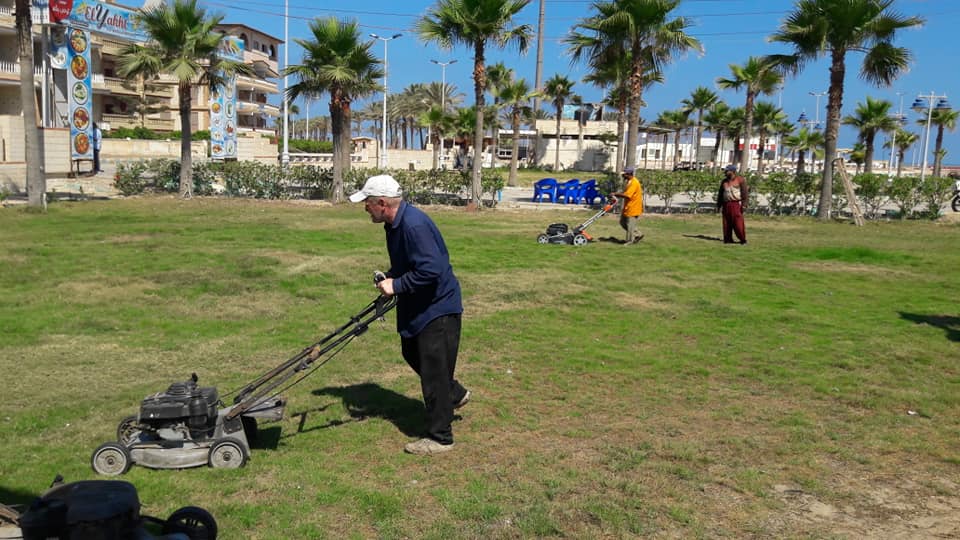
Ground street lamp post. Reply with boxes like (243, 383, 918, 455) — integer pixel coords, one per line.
(912, 92, 951, 182)
(809, 91, 827, 129)
(281, 0, 289, 168)
(430, 59, 457, 112)
(371, 33, 402, 170)
(887, 92, 906, 177)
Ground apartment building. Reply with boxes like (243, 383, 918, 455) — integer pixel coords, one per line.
(0, 0, 282, 191)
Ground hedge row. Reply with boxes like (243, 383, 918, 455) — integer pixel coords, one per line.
(113, 159, 505, 205)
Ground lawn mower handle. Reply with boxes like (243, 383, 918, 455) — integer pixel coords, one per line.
(225, 277, 397, 420)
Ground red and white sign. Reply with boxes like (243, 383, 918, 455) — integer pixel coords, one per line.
(49, 0, 73, 23)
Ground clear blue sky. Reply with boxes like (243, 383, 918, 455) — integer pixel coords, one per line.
(200, 0, 960, 165)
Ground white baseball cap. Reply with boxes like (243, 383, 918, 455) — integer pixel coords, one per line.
(349, 174, 402, 203)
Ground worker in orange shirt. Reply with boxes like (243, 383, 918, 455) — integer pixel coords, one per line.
(611, 167, 644, 244)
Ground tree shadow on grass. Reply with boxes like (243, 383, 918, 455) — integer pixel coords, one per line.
(303, 383, 426, 438)
(899, 312, 960, 342)
(683, 234, 723, 242)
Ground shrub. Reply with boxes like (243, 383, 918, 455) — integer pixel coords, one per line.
(289, 139, 333, 153)
(853, 173, 889, 219)
(113, 161, 149, 195)
(885, 175, 921, 219)
(917, 176, 955, 219)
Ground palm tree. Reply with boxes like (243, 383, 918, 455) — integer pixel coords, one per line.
(497, 79, 537, 186)
(703, 101, 730, 170)
(570, 0, 701, 170)
(841, 96, 897, 174)
(419, 105, 454, 169)
(541, 74, 576, 171)
(681, 86, 719, 168)
(655, 109, 691, 169)
(716, 56, 782, 173)
(485, 63, 514, 164)
(752, 101, 787, 175)
(723, 107, 746, 167)
(926, 108, 959, 178)
(417, 0, 533, 208)
(771, 118, 796, 170)
(15, 0, 43, 207)
(885, 128, 917, 177)
(848, 142, 867, 174)
(783, 126, 825, 176)
(118, 0, 252, 198)
(768, 0, 923, 219)
(285, 17, 381, 202)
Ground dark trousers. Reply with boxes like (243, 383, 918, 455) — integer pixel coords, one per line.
(722, 201, 746, 244)
(400, 314, 466, 445)
(93, 149, 101, 172)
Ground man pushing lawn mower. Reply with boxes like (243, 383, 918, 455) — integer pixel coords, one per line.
(610, 167, 644, 245)
(350, 175, 470, 456)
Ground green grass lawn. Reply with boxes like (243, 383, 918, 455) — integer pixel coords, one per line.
(2, 198, 959, 539)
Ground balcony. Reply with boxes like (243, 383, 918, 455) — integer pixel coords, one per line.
(99, 37, 129, 57)
(237, 101, 279, 117)
(102, 113, 175, 131)
(236, 75, 277, 94)
(0, 59, 43, 77)
(104, 76, 139, 96)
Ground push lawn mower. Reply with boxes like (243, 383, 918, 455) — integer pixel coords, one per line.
(90, 274, 397, 476)
(536, 196, 617, 246)
(3, 476, 217, 539)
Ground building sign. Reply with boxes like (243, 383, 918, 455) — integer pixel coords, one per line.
(67, 28, 92, 160)
(49, 0, 148, 43)
(210, 75, 238, 160)
(48, 0, 72, 23)
(218, 35, 245, 63)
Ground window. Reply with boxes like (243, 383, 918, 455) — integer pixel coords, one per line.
(239, 33, 248, 48)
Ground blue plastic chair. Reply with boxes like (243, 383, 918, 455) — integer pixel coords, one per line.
(532, 178, 558, 203)
(556, 179, 580, 203)
(578, 179, 603, 205)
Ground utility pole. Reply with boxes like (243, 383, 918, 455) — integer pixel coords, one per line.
(533, 0, 544, 116)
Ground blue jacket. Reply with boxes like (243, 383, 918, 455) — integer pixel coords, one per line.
(385, 201, 462, 338)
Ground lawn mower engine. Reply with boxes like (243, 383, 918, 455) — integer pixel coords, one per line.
(138, 376, 220, 443)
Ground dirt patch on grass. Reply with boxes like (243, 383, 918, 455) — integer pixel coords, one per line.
(102, 234, 159, 244)
(771, 476, 960, 538)
(790, 260, 916, 277)
(284, 254, 379, 278)
(58, 278, 158, 303)
(463, 268, 583, 319)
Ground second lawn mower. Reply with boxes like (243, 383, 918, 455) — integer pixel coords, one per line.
(536, 196, 617, 246)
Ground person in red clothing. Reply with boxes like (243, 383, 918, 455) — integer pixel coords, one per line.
(610, 167, 644, 244)
(717, 164, 748, 244)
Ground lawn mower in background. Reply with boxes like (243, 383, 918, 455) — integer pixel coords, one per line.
(90, 273, 397, 476)
(2, 476, 216, 539)
(536, 196, 618, 246)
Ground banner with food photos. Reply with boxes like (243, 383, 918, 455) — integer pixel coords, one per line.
(67, 27, 92, 160)
(210, 75, 238, 160)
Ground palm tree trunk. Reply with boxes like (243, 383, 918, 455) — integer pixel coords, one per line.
(672, 130, 681, 168)
(330, 98, 345, 201)
(509, 111, 520, 187)
(615, 103, 626, 171)
(471, 41, 485, 207)
(554, 105, 562, 171)
(178, 84, 193, 198)
(741, 92, 755, 172)
(933, 125, 945, 178)
(712, 132, 722, 171)
(661, 133, 668, 170)
(818, 50, 846, 219)
(797, 149, 806, 175)
(757, 133, 766, 174)
(897, 149, 905, 177)
(625, 48, 643, 170)
(336, 103, 352, 202)
(864, 132, 875, 174)
(695, 113, 703, 167)
(16, 0, 43, 207)
(432, 127, 440, 170)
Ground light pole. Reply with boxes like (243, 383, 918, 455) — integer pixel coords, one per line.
(430, 59, 457, 112)
(911, 92, 951, 182)
(809, 91, 827, 129)
(887, 91, 906, 176)
(371, 33, 402, 169)
(281, 0, 289, 168)
(796, 111, 817, 173)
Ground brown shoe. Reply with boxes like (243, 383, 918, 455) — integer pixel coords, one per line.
(404, 438, 455, 455)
